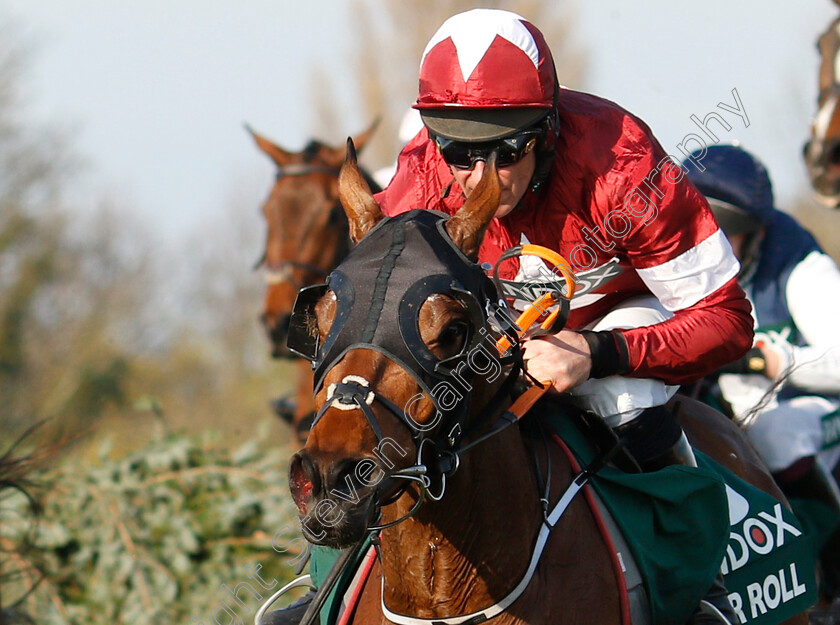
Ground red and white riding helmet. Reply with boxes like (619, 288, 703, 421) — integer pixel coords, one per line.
(415, 9, 558, 142)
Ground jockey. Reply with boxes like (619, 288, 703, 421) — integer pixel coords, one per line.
(683, 143, 840, 606)
(266, 9, 751, 625)
(381, 19, 751, 458)
(374, 9, 752, 625)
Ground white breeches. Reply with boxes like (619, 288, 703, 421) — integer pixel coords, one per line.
(565, 296, 680, 428)
(740, 394, 840, 474)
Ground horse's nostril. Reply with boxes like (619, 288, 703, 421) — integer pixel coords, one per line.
(828, 143, 840, 166)
(289, 453, 320, 513)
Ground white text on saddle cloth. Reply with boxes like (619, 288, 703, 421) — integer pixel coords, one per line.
(720, 485, 814, 624)
(727, 565, 807, 625)
(721, 501, 802, 575)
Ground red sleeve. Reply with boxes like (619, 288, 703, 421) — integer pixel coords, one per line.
(618, 277, 754, 385)
(580, 109, 754, 384)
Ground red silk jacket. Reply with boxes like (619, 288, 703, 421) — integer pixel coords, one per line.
(375, 89, 753, 384)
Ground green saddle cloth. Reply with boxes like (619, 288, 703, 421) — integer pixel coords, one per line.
(545, 410, 729, 625)
(544, 409, 818, 625)
(310, 539, 371, 625)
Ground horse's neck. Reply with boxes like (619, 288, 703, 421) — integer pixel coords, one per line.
(377, 425, 545, 618)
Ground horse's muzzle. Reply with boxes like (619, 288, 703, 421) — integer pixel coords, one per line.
(804, 138, 840, 208)
(288, 451, 379, 548)
(261, 313, 296, 358)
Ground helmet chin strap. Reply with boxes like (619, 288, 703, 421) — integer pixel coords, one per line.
(529, 153, 553, 193)
(529, 79, 561, 194)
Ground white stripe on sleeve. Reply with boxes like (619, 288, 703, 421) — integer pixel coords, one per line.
(635, 229, 740, 312)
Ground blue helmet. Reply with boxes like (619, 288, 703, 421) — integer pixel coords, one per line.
(682, 145, 774, 236)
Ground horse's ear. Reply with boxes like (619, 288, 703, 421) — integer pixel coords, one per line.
(445, 153, 502, 259)
(245, 124, 295, 168)
(339, 138, 384, 243)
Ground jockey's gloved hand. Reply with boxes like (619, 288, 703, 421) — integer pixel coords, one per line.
(753, 328, 795, 379)
(708, 329, 795, 380)
(708, 347, 767, 376)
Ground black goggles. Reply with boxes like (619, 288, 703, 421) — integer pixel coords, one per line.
(434, 129, 540, 170)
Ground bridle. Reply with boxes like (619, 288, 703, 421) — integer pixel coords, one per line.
(288, 212, 578, 522)
(288, 211, 527, 511)
(254, 160, 385, 288)
(256, 257, 334, 289)
(253, 161, 347, 289)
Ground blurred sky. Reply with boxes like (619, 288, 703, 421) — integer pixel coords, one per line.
(4, 1, 839, 241)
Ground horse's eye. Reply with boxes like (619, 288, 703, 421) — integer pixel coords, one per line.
(439, 321, 469, 352)
(315, 291, 337, 339)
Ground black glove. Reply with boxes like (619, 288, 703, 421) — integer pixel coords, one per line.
(710, 346, 767, 376)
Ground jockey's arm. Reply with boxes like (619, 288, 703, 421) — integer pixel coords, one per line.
(764, 250, 840, 393)
(377, 121, 755, 390)
(522, 273, 753, 393)
(515, 163, 754, 391)
(618, 274, 753, 385)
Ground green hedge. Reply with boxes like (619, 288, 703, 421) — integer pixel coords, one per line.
(1, 429, 306, 625)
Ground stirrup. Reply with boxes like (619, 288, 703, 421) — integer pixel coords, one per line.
(688, 574, 737, 625)
(254, 574, 316, 625)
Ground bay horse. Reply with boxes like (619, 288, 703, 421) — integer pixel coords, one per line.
(248, 124, 380, 443)
(282, 143, 810, 625)
(805, 12, 840, 208)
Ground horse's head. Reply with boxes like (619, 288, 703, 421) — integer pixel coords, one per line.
(287, 140, 508, 547)
(806, 23, 840, 208)
(249, 123, 377, 358)
(804, 89, 840, 209)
